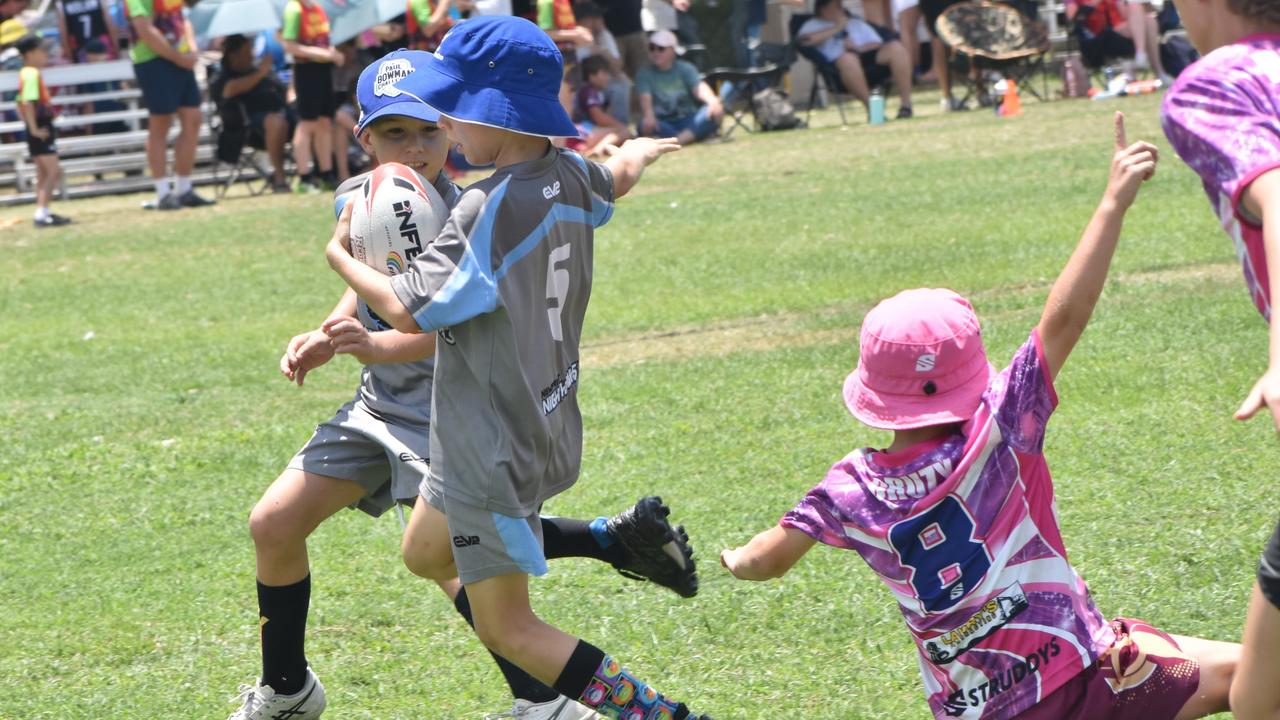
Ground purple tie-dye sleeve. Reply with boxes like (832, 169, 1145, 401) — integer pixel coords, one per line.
(781, 468, 861, 550)
(1161, 43, 1280, 219)
(988, 331, 1057, 455)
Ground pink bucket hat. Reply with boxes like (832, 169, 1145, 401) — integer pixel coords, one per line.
(843, 288, 994, 430)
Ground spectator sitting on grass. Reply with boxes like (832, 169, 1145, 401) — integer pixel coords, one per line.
(573, 54, 632, 156)
(210, 33, 290, 191)
(635, 29, 723, 144)
(797, 0, 915, 119)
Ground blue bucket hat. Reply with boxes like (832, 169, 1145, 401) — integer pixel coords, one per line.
(393, 16, 578, 138)
(354, 49, 441, 136)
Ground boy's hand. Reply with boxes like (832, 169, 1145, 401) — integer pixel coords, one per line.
(323, 316, 379, 364)
(602, 136, 681, 166)
(174, 51, 199, 70)
(1235, 366, 1280, 434)
(280, 329, 335, 386)
(1104, 112, 1158, 210)
(30, 127, 49, 141)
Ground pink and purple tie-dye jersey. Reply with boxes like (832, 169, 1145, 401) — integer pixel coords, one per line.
(782, 331, 1114, 720)
(1162, 34, 1280, 320)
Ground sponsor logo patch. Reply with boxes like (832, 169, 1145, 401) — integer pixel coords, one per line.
(925, 582, 1028, 665)
(374, 58, 413, 98)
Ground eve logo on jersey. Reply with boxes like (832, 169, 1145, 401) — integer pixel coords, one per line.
(453, 535, 481, 547)
(392, 200, 424, 261)
(542, 181, 561, 200)
(916, 353, 937, 372)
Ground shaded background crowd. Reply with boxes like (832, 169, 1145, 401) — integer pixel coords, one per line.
(0, 0, 1198, 213)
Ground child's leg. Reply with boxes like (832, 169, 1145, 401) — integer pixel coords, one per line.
(466, 572, 705, 719)
(1230, 521, 1280, 720)
(248, 469, 365, 694)
(1167, 634, 1237, 720)
(34, 155, 55, 216)
(146, 112, 173, 195)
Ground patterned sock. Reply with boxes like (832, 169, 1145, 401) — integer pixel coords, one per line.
(542, 517, 624, 564)
(552, 641, 690, 720)
(257, 574, 310, 695)
(452, 588, 559, 704)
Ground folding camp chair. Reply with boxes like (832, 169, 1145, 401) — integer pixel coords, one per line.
(789, 13, 850, 126)
(935, 1, 1051, 102)
(702, 63, 788, 136)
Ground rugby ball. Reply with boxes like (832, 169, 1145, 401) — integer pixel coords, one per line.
(347, 163, 449, 276)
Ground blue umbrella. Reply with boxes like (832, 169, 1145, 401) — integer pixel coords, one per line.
(191, 0, 284, 41)
(314, 0, 408, 45)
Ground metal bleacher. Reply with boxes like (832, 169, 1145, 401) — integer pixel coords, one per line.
(0, 57, 220, 206)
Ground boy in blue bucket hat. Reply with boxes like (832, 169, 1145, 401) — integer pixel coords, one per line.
(232, 46, 699, 720)
(325, 15, 713, 720)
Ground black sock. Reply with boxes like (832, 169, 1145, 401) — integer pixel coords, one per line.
(453, 587, 559, 704)
(542, 516, 625, 565)
(552, 641, 690, 720)
(257, 575, 310, 695)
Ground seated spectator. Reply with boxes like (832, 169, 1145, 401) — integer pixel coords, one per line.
(0, 0, 27, 25)
(797, 0, 914, 119)
(57, 0, 117, 62)
(575, 0, 632, 124)
(534, 0, 594, 119)
(0, 17, 26, 70)
(331, 39, 360, 181)
(572, 53, 632, 155)
(210, 33, 290, 192)
(635, 28, 723, 144)
(1067, 0, 1170, 80)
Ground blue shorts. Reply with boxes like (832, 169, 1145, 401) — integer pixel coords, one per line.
(648, 105, 720, 142)
(133, 58, 201, 116)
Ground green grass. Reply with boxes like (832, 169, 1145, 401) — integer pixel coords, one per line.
(1, 94, 1273, 718)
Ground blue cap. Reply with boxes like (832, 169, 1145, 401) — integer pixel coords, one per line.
(354, 49, 442, 135)
(393, 16, 577, 138)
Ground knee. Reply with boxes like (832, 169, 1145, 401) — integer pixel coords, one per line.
(472, 607, 539, 659)
(248, 497, 307, 549)
(400, 535, 454, 582)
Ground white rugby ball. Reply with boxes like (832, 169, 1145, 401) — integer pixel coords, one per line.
(348, 162, 449, 276)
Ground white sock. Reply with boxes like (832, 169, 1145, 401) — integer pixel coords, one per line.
(176, 176, 192, 195)
(155, 178, 171, 199)
(34, 205, 49, 221)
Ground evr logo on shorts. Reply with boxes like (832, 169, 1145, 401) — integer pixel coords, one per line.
(453, 535, 481, 547)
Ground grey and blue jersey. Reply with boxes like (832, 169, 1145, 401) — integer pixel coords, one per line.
(390, 148, 615, 517)
(333, 171, 463, 427)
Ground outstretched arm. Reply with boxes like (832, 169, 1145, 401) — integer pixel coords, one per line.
(603, 136, 681, 198)
(1234, 170, 1280, 432)
(720, 525, 816, 581)
(1037, 112, 1157, 381)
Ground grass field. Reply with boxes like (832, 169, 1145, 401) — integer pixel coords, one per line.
(2, 93, 1275, 719)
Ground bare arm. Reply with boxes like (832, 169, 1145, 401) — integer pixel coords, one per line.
(282, 39, 340, 63)
(693, 80, 722, 119)
(797, 22, 843, 47)
(58, 12, 73, 61)
(603, 136, 681, 198)
(721, 525, 817, 581)
(130, 15, 193, 66)
(587, 103, 625, 129)
(1233, 170, 1280, 432)
(1036, 112, 1157, 381)
(325, 203, 420, 332)
(221, 59, 272, 99)
(637, 92, 657, 134)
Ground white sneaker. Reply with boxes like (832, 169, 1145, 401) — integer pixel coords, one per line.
(485, 696, 601, 720)
(227, 667, 326, 720)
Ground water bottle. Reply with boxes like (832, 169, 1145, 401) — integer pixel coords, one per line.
(537, 0, 555, 29)
(868, 90, 885, 126)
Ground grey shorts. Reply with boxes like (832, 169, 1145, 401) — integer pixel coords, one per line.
(420, 482, 549, 584)
(288, 399, 429, 518)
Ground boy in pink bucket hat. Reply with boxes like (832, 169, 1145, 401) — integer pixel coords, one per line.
(720, 113, 1240, 720)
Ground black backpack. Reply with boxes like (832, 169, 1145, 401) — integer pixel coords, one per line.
(752, 88, 803, 131)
